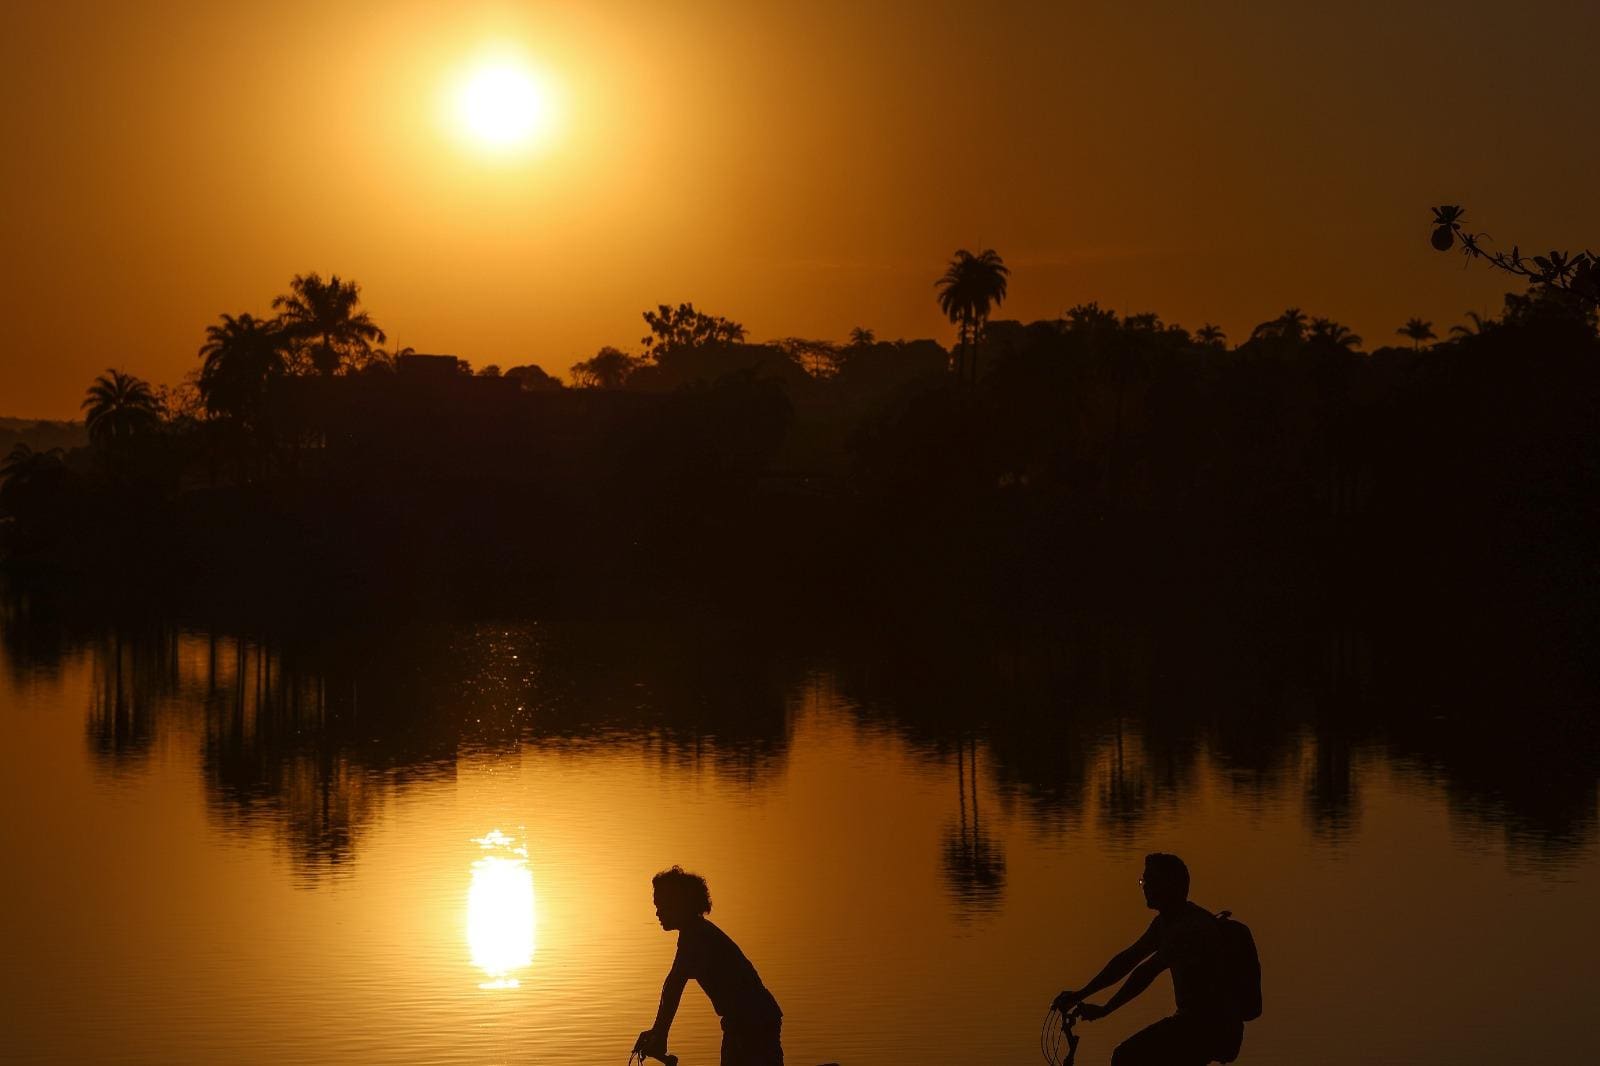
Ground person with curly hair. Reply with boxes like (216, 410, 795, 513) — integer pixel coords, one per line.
(634, 866, 783, 1066)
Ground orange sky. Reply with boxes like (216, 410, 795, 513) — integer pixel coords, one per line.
(3, 0, 1598, 418)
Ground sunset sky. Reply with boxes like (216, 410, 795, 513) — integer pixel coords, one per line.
(3, 0, 1598, 418)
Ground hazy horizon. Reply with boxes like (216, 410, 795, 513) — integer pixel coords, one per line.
(5, 0, 1598, 418)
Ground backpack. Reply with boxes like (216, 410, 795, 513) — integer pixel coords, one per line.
(1215, 911, 1262, 1022)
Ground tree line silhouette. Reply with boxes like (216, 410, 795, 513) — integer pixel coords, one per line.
(2, 235, 1597, 621)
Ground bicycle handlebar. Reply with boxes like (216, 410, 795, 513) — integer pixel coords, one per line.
(629, 1049, 678, 1066)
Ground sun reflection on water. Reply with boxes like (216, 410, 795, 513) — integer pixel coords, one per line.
(467, 829, 535, 990)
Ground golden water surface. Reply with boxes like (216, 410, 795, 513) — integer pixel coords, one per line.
(1, 620, 1595, 1064)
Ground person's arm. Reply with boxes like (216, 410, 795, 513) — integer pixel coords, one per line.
(1077, 953, 1168, 1020)
(1054, 922, 1160, 1011)
(651, 970, 688, 1033)
(639, 941, 693, 1057)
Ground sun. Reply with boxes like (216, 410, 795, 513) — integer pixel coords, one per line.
(455, 61, 552, 151)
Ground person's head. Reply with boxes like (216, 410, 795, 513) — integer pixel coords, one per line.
(1140, 853, 1189, 911)
(652, 866, 712, 930)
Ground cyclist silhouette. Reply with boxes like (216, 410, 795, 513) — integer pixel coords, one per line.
(1053, 854, 1244, 1065)
(635, 866, 784, 1066)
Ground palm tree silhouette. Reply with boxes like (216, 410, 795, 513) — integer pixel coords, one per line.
(936, 249, 1009, 384)
(0, 443, 68, 525)
(272, 273, 386, 376)
(1309, 317, 1363, 350)
(3, 442, 37, 479)
(1250, 307, 1309, 343)
(848, 326, 876, 348)
(370, 343, 416, 372)
(1396, 317, 1437, 351)
(199, 313, 289, 423)
(1195, 323, 1227, 349)
(1449, 311, 1490, 337)
(82, 369, 162, 447)
(1, 442, 63, 487)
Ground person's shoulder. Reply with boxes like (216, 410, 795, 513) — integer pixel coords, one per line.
(1159, 902, 1213, 940)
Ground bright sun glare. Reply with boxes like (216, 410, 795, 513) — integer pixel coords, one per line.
(467, 830, 535, 989)
(456, 61, 551, 150)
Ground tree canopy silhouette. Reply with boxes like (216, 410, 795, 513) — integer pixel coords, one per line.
(1249, 307, 1309, 344)
(1308, 317, 1362, 350)
(0, 443, 69, 527)
(570, 346, 640, 389)
(504, 364, 564, 391)
(640, 303, 746, 357)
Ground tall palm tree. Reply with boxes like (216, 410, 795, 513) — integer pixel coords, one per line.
(1396, 317, 1437, 351)
(1195, 323, 1227, 349)
(935, 248, 1009, 384)
(272, 273, 385, 376)
(82, 369, 162, 446)
(198, 313, 288, 423)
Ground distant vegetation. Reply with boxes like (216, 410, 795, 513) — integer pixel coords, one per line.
(3, 236, 1597, 621)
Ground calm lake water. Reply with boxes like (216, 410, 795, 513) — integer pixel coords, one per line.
(2, 601, 1596, 1065)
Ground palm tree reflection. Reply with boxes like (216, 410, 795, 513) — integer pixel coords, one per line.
(941, 737, 1006, 915)
(86, 629, 161, 768)
(468, 829, 535, 989)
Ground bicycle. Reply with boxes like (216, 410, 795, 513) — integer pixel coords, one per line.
(627, 1039, 840, 1066)
(1040, 1004, 1083, 1066)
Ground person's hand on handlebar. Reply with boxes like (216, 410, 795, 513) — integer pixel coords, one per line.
(1075, 1002, 1110, 1022)
(634, 1028, 668, 1058)
(1052, 988, 1083, 1013)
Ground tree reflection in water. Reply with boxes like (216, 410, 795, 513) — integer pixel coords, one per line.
(941, 736, 1006, 914)
(86, 629, 157, 769)
(0, 585, 1594, 908)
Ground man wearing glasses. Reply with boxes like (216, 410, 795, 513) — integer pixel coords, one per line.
(1052, 853, 1245, 1065)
